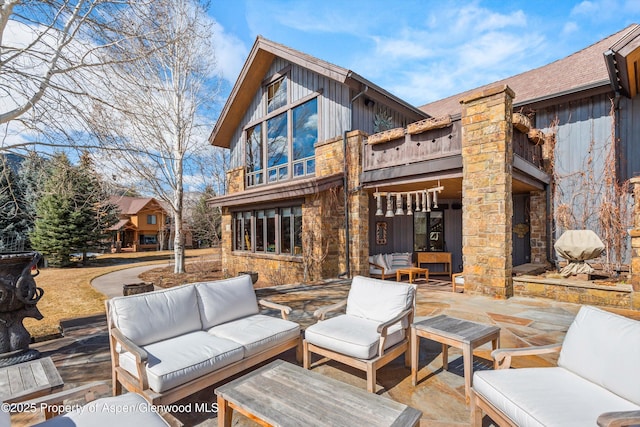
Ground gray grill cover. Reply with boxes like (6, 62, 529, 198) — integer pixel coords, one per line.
(554, 230, 605, 277)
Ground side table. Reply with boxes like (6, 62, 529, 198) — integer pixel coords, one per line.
(0, 356, 64, 403)
(396, 267, 429, 284)
(411, 315, 500, 403)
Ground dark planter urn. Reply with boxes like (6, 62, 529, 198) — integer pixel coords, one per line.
(123, 282, 154, 296)
(0, 252, 44, 366)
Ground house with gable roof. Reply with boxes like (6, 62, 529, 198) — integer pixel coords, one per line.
(208, 25, 640, 309)
(108, 196, 169, 252)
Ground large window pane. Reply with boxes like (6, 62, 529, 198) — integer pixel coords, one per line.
(429, 211, 444, 251)
(242, 212, 252, 251)
(281, 207, 292, 254)
(414, 210, 445, 252)
(267, 113, 288, 167)
(256, 210, 265, 252)
(234, 212, 243, 251)
(293, 207, 302, 256)
(293, 98, 317, 161)
(267, 76, 287, 113)
(266, 209, 276, 252)
(246, 124, 263, 186)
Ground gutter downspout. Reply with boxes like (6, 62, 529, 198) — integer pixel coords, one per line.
(340, 85, 368, 278)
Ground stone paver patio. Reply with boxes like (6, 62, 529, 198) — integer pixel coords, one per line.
(11, 278, 640, 426)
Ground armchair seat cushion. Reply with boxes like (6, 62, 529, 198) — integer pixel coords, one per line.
(305, 314, 404, 360)
(474, 367, 640, 427)
(33, 392, 169, 427)
(207, 314, 300, 357)
(119, 331, 243, 393)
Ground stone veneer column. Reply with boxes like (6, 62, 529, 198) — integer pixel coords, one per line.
(460, 85, 515, 298)
(346, 130, 369, 277)
(630, 176, 640, 293)
(219, 167, 245, 277)
(529, 190, 548, 264)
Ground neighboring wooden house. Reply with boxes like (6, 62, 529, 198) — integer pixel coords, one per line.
(109, 196, 169, 252)
(208, 26, 640, 308)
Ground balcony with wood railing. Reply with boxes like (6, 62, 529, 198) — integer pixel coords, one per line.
(363, 114, 546, 173)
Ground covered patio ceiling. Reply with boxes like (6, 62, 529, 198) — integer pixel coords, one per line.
(363, 176, 543, 199)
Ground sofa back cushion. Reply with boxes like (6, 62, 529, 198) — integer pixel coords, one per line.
(558, 305, 640, 405)
(109, 284, 201, 346)
(346, 276, 415, 324)
(391, 252, 412, 268)
(369, 254, 390, 273)
(195, 275, 259, 329)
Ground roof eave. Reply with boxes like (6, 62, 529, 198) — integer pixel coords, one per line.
(346, 71, 429, 120)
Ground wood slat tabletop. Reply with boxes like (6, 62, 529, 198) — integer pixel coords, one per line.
(0, 357, 64, 403)
(413, 315, 500, 344)
(216, 360, 421, 427)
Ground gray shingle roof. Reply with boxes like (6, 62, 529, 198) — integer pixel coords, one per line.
(420, 24, 638, 117)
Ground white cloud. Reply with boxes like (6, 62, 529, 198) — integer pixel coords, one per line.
(563, 21, 580, 35)
(212, 21, 249, 83)
(339, 3, 546, 105)
(571, 1, 600, 15)
(570, 0, 623, 20)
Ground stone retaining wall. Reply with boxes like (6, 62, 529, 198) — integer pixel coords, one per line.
(513, 276, 635, 310)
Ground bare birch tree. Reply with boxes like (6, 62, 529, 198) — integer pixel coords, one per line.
(0, 0, 163, 153)
(87, 0, 218, 273)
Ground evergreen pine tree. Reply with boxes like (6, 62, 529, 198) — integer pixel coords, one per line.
(30, 153, 119, 266)
(30, 154, 78, 266)
(190, 186, 220, 248)
(0, 156, 30, 250)
(17, 152, 50, 247)
(74, 153, 119, 263)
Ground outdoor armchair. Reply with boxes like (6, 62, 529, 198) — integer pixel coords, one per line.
(303, 276, 416, 393)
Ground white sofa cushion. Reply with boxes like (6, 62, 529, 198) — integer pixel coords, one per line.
(195, 276, 259, 329)
(558, 305, 640, 405)
(33, 392, 169, 427)
(0, 402, 8, 427)
(474, 367, 639, 427)
(119, 331, 243, 393)
(110, 284, 201, 346)
(346, 276, 415, 325)
(305, 314, 405, 360)
(207, 314, 300, 357)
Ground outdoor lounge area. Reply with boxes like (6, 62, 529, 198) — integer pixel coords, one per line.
(7, 278, 640, 427)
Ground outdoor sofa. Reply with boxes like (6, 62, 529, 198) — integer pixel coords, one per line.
(368, 252, 414, 279)
(106, 275, 301, 405)
(471, 305, 640, 426)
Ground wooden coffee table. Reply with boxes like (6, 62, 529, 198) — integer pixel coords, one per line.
(411, 315, 500, 403)
(215, 360, 421, 427)
(0, 356, 64, 403)
(396, 267, 429, 284)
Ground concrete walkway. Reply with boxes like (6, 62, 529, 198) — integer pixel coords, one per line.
(91, 264, 168, 299)
(91, 251, 221, 299)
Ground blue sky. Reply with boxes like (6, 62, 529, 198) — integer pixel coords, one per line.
(209, 0, 640, 107)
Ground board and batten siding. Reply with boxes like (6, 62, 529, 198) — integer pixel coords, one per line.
(228, 59, 352, 169)
(536, 92, 633, 262)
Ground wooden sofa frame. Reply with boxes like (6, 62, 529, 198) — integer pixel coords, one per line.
(107, 299, 301, 405)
